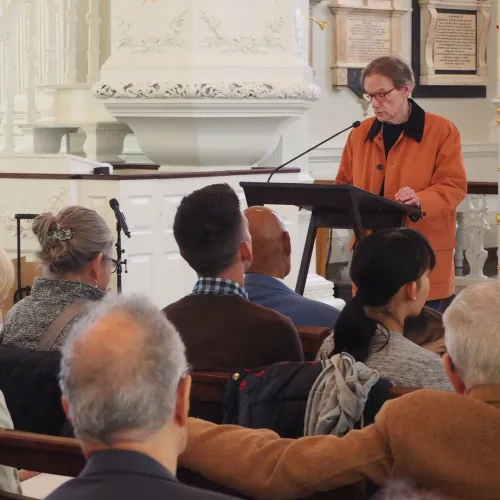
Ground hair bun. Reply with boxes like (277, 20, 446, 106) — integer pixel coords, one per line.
(32, 212, 59, 249)
(32, 206, 114, 277)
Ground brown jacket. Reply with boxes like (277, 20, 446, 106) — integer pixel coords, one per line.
(180, 386, 500, 500)
(164, 294, 304, 371)
(336, 100, 467, 300)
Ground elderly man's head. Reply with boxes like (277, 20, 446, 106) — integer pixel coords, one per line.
(244, 206, 291, 279)
(443, 281, 500, 393)
(59, 294, 190, 458)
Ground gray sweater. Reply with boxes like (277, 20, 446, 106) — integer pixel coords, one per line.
(317, 325, 453, 391)
(1, 277, 103, 351)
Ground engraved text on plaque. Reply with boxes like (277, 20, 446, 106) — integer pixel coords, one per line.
(434, 12, 476, 72)
(346, 13, 391, 64)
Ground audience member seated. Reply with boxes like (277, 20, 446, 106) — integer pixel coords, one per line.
(164, 184, 303, 371)
(404, 306, 445, 356)
(0, 345, 65, 436)
(1, 206, 114, 351)
(180, 280, 500, 500)
(317, 228, 451, 391)
(244, 206, 341, 328)
(47, 293, 239, 500)
(0, 248, 23, 495)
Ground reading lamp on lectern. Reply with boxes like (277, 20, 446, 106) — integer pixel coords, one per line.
(267, 121, 361, 182)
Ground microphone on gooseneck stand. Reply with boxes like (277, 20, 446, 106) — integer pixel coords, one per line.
(267, 121, 361, 182)
(109, 198, 131, 294)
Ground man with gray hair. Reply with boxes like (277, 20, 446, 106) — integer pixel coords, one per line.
(179, 281, 500, 499)
(46, 293, 239, 500)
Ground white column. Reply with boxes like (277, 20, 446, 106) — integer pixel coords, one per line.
(65, 0, 78, 83)
(494, 2, 500, 278)
(45, 0, 58, 85)
(308, 0, 326, 72)
(25, 0, 38, 124)
(86, 0, 101, 83)
(3, 19, 18, 154)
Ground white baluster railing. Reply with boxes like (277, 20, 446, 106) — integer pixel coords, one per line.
(463, 194, 491, 280)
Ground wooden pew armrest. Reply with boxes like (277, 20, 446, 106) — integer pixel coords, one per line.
(296, 326, 331, 341)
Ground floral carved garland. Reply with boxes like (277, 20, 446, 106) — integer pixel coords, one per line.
(92, 82, 320, 100)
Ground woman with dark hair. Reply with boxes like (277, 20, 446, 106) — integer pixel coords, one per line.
(318, 228, 452, 391)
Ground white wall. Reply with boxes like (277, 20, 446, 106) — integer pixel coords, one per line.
(307, 1, 498, 183)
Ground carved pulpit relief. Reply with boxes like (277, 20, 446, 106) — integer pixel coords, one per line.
(413, 0, 493, 97)
(328, 0, 410, 114)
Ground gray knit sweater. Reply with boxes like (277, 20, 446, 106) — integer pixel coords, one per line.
(317, 325, 453, 391)
(0, 277, 104, 351)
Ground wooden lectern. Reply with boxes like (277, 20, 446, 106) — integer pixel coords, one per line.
(240, 182, 422, 295)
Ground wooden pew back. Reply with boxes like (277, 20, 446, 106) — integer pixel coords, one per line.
(0, 492, 35, 500)
(190, 370, 422, 415)
(297, 326, 331, 360)
(0, 429, 365, 500)
(189, 325, 331, 422)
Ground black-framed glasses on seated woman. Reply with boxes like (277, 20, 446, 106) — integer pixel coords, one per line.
(103, 253, 118, 274)
(362, 87, 396, 103)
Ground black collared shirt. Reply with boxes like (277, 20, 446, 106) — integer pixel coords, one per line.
(365, 98, 425, 144)
(382, 122, 405, 157)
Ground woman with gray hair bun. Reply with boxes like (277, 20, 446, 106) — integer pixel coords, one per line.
(0, 206, 114, 351)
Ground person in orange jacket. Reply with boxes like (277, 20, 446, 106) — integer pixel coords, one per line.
(335, 55, 467, 308)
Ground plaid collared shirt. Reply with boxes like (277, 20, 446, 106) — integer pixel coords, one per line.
(191, 277, 248, 300)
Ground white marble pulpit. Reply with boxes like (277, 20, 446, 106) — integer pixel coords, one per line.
(0, 0, 345, 312)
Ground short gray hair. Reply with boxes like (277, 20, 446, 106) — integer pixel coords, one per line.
(443, 281, 500, 389)
(361, 55, 415, 91)
(59, 293, 188, 445)
(375, 480, 441, 499)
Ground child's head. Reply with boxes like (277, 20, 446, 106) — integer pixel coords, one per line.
(404, 306, 446, 356)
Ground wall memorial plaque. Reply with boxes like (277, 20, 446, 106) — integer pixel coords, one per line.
(329, 0, 409, 113)
(345, 13, 391, 64)
(433, 12, 476, 72)
(412, 0, 493, 98)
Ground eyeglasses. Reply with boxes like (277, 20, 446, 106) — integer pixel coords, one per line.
(362, 87, 396, 103)
(103, 254, 118, 274)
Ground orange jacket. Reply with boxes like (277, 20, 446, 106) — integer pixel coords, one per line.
(335, 100, 467, 300)
(182, 387, 500, 500)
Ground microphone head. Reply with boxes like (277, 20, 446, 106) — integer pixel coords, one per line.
(109, 198, 119, 209)
(352, 121, 361, 128)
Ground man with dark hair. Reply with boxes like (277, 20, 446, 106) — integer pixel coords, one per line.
(164, 184, 303, 372)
